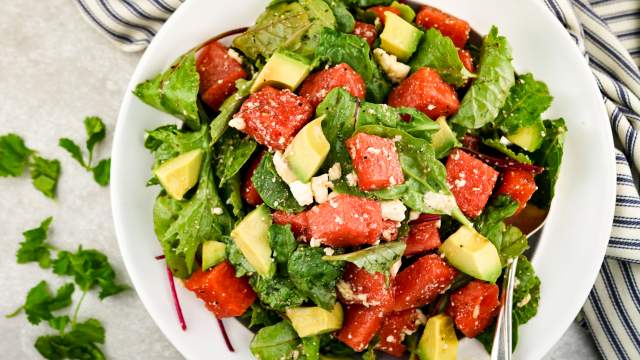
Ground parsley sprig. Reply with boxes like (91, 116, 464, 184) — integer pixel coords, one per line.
(59, 116, 111, 186)
(8, 217, 127, 359)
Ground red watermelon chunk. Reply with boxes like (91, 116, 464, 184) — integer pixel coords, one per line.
(376, 309, 425, 357)
(388, 68, 460, 119)
(196, 41, 247, 110)
(308, 194, 383, 247)
(393, 254, 458, 312)
(446, 280, 500, 338)
(496, 169, 538, 214)
(446, 149, 499, 218)
(346, 132, 405, 191)
(272, 210, 309, 239)
(233, 86, 313, 151)
(336, 304, 386, 352)
(353, 21, 377, 47)
(368, 5, 401, 24)
(337, 263, 394, 311)
(458, 49, 475, 73)
(416, 5, 470, 48)
(184, 261, 256, 318)
(299, 63, 366, 109)
(241, 150, 264, 206)
(404, 217, 441, 256)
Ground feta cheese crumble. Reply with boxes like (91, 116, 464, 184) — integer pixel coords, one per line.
(311, 174, 331, 204)
(346, 171, 359, 187)
(328, 163, 342, 181)
(227, 49, 243, 64)
(373, 48, 411, 84)
(211, 207, 223, 215)
(380, 200, 407, 221)
(289, 180, 314, 206)
(228, 117, 245, 130)
(423, 192, 457, 214)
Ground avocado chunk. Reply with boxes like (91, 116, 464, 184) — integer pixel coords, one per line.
(439, 226, 502, 283)
(286, 303, 343, 338)
(284, 116, 330, 182)
(391, 1, 416, 22)
(432, 116, 458, 159)
(380, 12, 423, 62)
(250, 51, 311, 93)
(418, 314, 458, 360)
(201, 240, 226, 270)
(154, 149, 203, 200)
(230, 205, 274, 276)
(507, 121, 545, 152)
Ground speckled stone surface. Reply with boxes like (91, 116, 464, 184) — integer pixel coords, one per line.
(0, 1, 602, 359)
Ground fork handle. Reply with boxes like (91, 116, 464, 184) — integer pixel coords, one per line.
(491, 257, 519, 360)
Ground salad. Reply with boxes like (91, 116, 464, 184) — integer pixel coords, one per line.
(134, 0, 566, 359)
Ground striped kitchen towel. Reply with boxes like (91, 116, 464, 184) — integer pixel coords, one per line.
(76, 0, 640, 358)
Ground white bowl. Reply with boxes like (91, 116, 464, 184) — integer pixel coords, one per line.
(111, 0, 616, 358)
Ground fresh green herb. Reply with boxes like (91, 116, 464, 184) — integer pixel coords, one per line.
(30, 155, 62, 198)
(210, 78, 254, 145)
(59, 117, 111, 186)
(496, 73, 553, 134)
(133, 52, 201, 130)
(288, 246, 344, 309)
(410, 28, 475, 87)
(531, 118, 567, 208)
(356, 102, 440, 140)
(483, 138, 532, 164)
(144, 124, 208, 179)
(322, 0, 355, 33)
(7, 281, 74, 325)
(323, 241, 404, 276)
(250, 321, 301, 360)
(16, 217, 54, 268)
(451, 26, 515, 129)
(269, 224, 298, 268)
(251, 153, 305, 213)
(302, 335, 321, 360)
(152, 195, 189, 278)
(316, 28, 391, 102)
(250, 275, 306, 311)
(34, 318, 106, 360)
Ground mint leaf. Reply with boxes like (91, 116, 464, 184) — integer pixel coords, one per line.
(451, 26, 515, 129)
(16, 217, 54, 268)
(30, 155, 61, 198)
(323, 241, 405, 275)
(288, 246, 343, 309)
(21, 281, 75, 325)
(0, 133, 32, 177)
(91, 158, 110, 187)
(250, 321, 301, 360)
(496, 73, 553, 134)
(84, 117, 106, 163)
(59, 138, 86, 168)
(410, 28, 475, 87)
(53, 248, 127, 299)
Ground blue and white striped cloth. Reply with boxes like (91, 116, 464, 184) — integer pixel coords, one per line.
(76, 0, 640, 358)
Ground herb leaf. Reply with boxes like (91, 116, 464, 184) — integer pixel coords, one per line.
(252, 153, 305, 213)
(513, 256, 541, 325)
(29, 155, 61, 198)
(35, 319, 106, 360)
(322, 0, 355, 33)
(215, 130, 257, 186)
(20, 281, 75, 325)
(496, 73, 553, 134)
(356, 102, 440, 140)
(288, 246, 344, 309)
(59, 138, 86, 168)
(210, 78, 254, 145)
(16, 217, 54, 268)
(323, 241, 405, 275)
(53, 248, 127, 299)
(0, 133, 32, 177)
(84, 117, 107, 163)
(482, 139, 532, 164)
(91, 159, 110, 187)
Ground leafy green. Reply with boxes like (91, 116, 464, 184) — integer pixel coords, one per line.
(225, 236, 256, 277)
(356, 102, 440, 140)
(322, 0, 355, 33)
(269, 224, 298, 268)
(363, 346, 377, 360)
(15, 281, 74, 325)
(251, 153, 305, 213)
(16, 217, 54, 268)
(250, 321, 301, 360)
(29, 155, 61, 198)
(214, 130, 257, 186)
(91, 159, 110, 187)
(233, 0, 335, 61)
(210, 78, 254, 145)
(496, 73, 553, 134)
(302, 335, 321, 360)
(483, 138, 532, 164)
(35, 319, 105, 360)
(514, 256, 540, 325)
(323, 241, 404, 276)
(144, 124, 208, 173)
(53, 247, 128, 299)
(0, 133, 32, 177)
(133, 52, 201, 130)
(316, 28, 391, 102)
(410, 28, 475, 87)
(250, 275, 306, 311)
(248, 303, 282, 328)
(451, 26, 515, 129)
(84, 117, 107, 164)
(475, 195, 529, 265)
(59, 117, 111, 186)
(152, 195, 189, 278)
(531, 118, 567, 208)
(288, 246, 344, 309)
(220, 174, 245, 218)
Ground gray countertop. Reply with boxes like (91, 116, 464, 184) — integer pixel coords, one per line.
(0, 1, 602, 359)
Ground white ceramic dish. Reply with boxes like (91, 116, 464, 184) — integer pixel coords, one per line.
(111, 0, 616, 358)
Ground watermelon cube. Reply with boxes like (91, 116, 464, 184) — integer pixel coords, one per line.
(496, 169, 538, 214)
(388, 67, 460, 119)
(415, 5, 470, 48)
(446, 149, 499, 218)
(299, 63, 366, 109)
(272, 210, 309, 239)
(337, 263, 394, 311)
(196, 41, 247, 110)
(404, 216, 441, 256)
(336, 304, 386, 352)
(346, 132, 405, 191)
(393, 254, 458, 312)
(446, 280, 500, 337)
(376, 309, 424, 357)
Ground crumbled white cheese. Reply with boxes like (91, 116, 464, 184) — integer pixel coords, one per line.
(336, 280, 375, 305)
(390, 260, 402, 277)
(212, 207, 223, 215)
(423, 192, 457, 214)
(346, 171, 359, 187)
(289, 180, 314, 206)
(409, 210, 421, 221)
(386, 335, 395, 343)
(380, 200, 407, 222)
(373, 48, 411, 84)
(310, 237, 322, 247)
(228, 117, 245, 130)
(273, 151, 298, 184)
(499, 136, 512, 146)
(517, 293, 532, 308)
(472, 304, 480, 319)
(227, 48, 243, 64)
(328, 163, 342, 181)
(311, 174, 331, 204)
(381, 227, 395, 241)
(323, 247, 335, 256)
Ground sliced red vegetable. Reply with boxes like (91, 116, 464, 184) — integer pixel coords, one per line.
(461, 147, 545, 175)
(217, 318, 235, 352)
(155, 254, 166, 260)
(166, 266, 187, 331)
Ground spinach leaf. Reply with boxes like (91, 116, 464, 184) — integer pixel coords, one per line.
(133, 52, 201, 130)
(496, 73, 553, 134)
(269, 224, 298, 268)
(409, 28, 475, 87)
(322, 0, 355, 33)
(302, 335, 321, 360)
(288, 246, 344, 309)
(252, 152, 305, 213)
(513, 256, 540, 325)
(152, 195, 189, 278)
(35, 319, 105, 360)
(250, 321, 301, 360)
(316, 28, 391, 102)
(0, 133, 32, 177)
(250, 275, 306, 311)
(233, 0, 335, 61)
(323, 241, 404, 276)
(16, 217, 54, 268)
(214, 130, 257, 186)
(248, 303, 282, 328)
(482, 138, 532, 164)
(13, 281, 74, 325)
(531, 118, 567, 209)
(210, 78, 254, 145)
(451, 27, 515, 129)
(357, 102, 440, 140)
